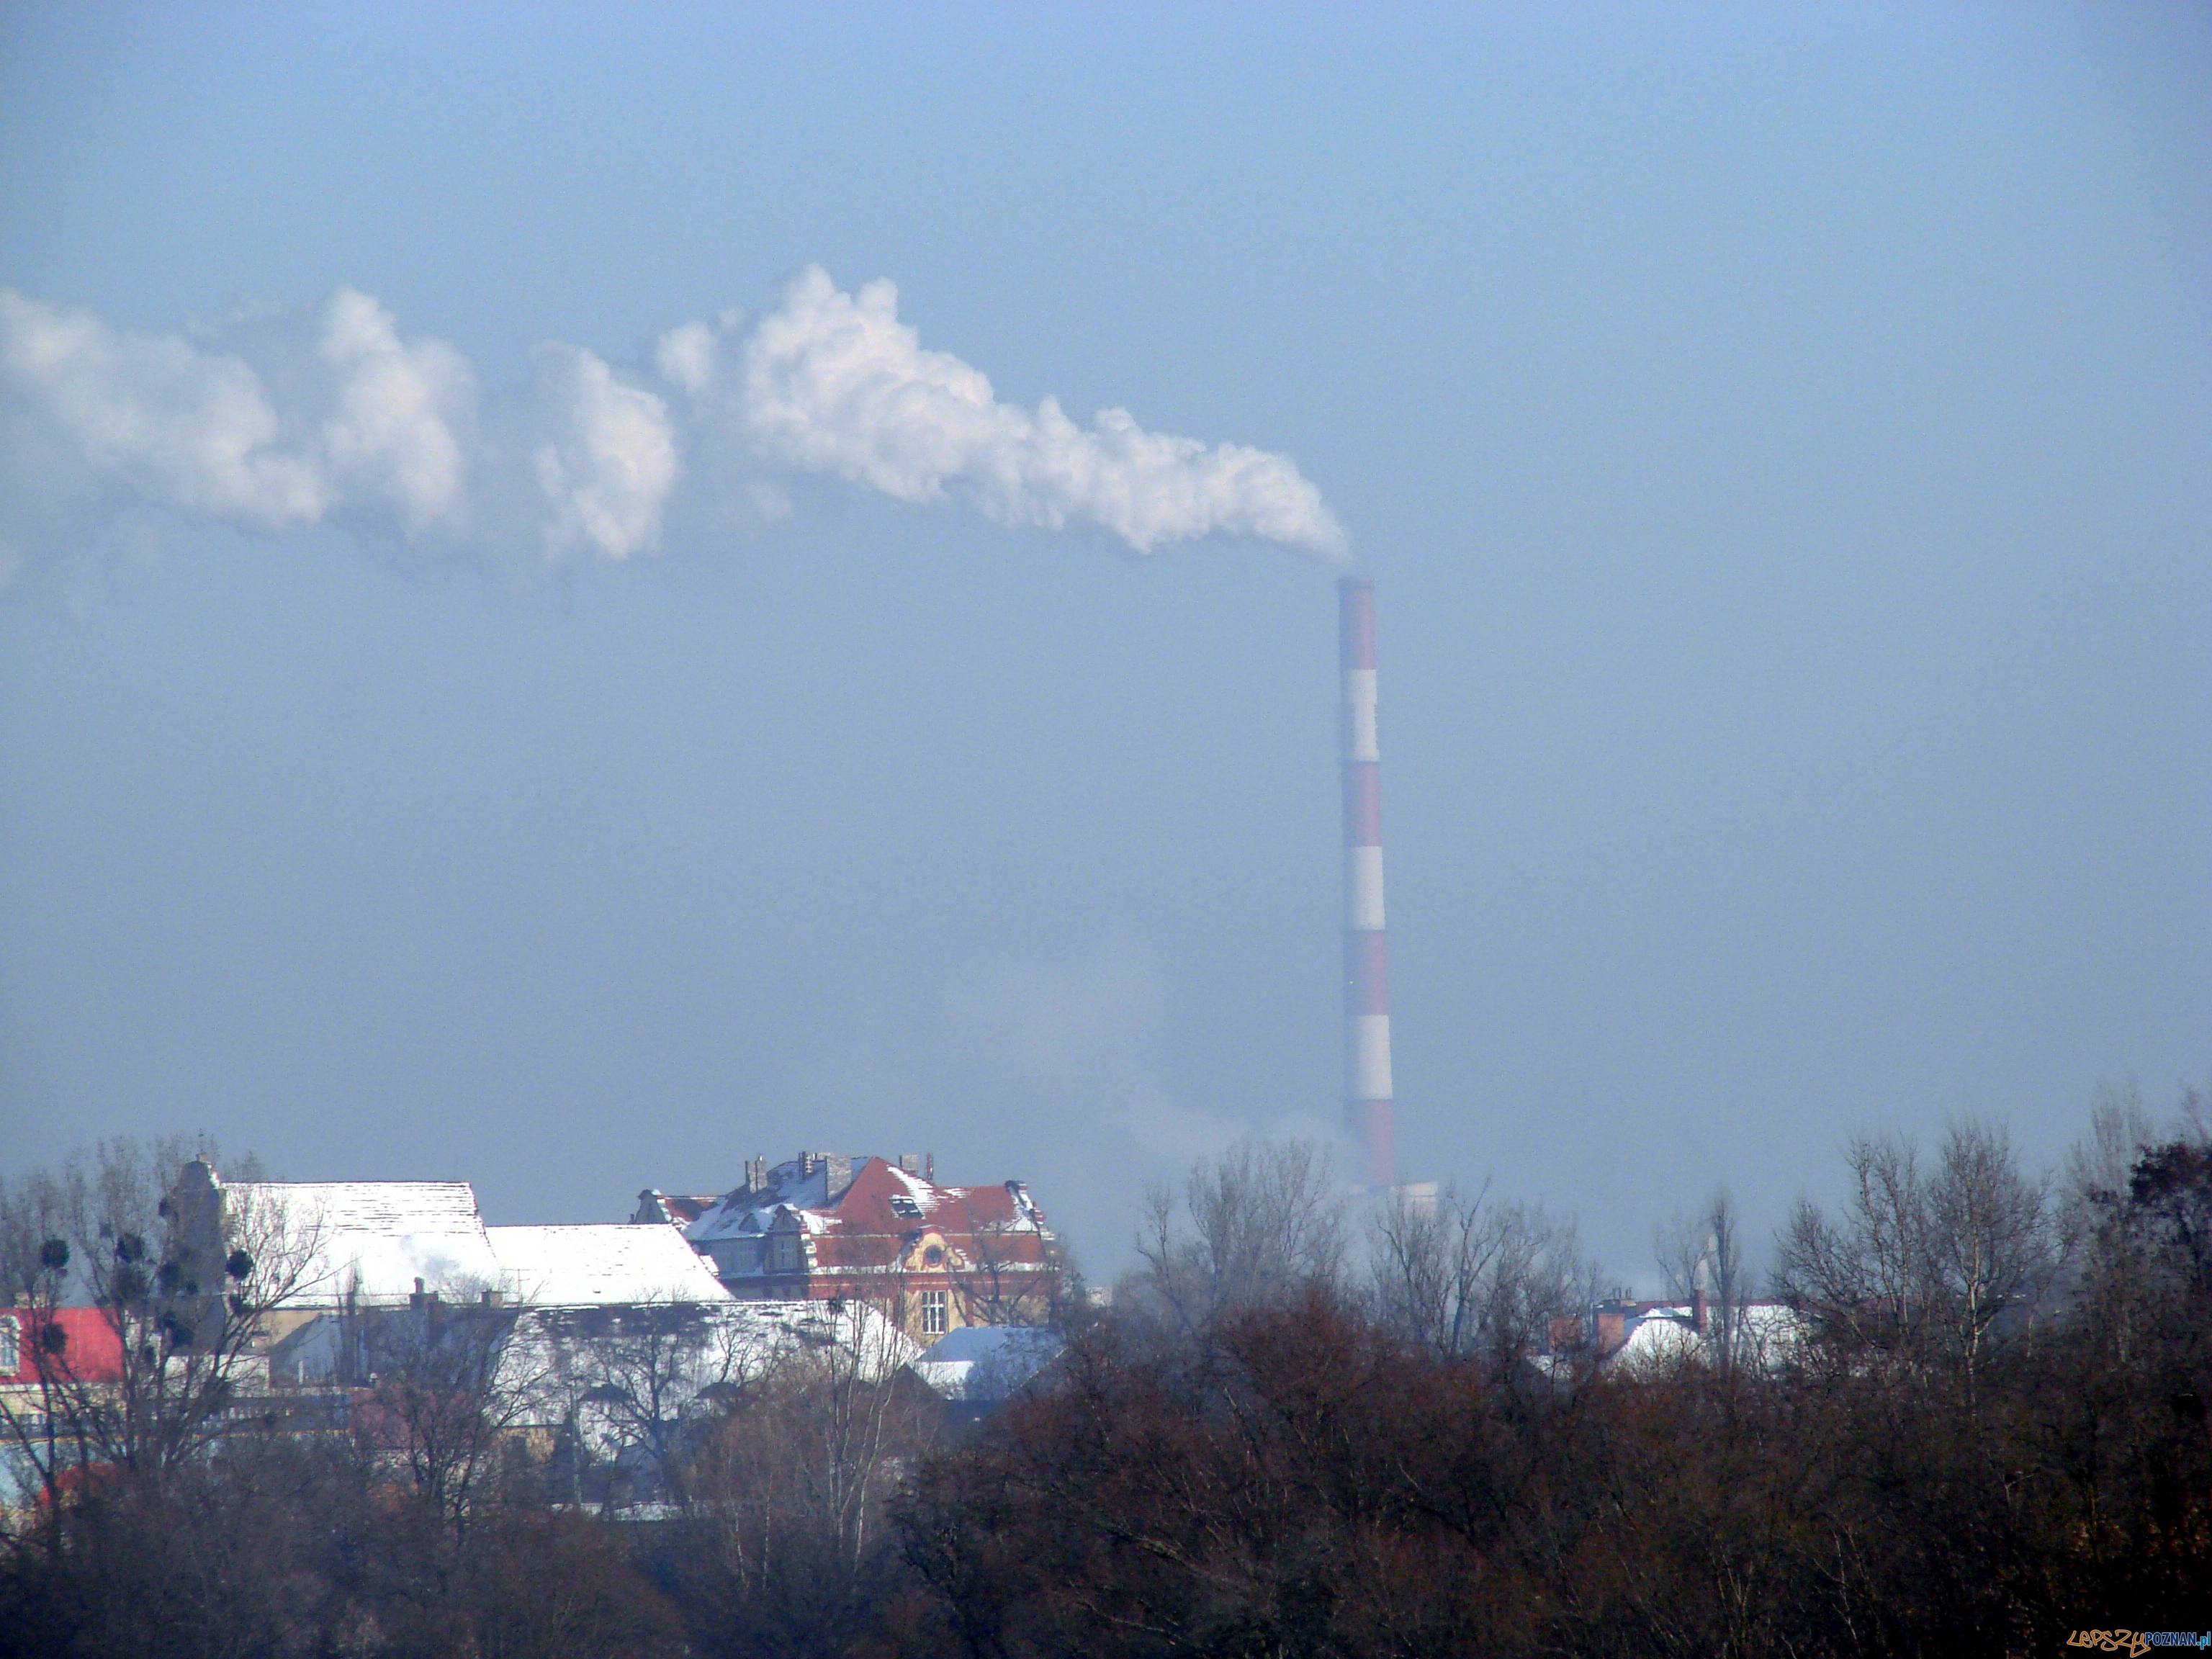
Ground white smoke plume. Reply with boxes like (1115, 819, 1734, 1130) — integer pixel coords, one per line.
(1, 288, 333, 531)
(530, 343, 680, 561)
(0, 268, 1345, 590)
(696, 267, 1348, 558)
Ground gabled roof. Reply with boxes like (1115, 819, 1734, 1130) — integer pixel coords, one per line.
(485, 1225, 728, 1307)
(228, 1180, 502, 1305)
(909, 1325, 1064, 1402)
(634, 1190, 719, 1227)
(685, 1155, 1050, 1246)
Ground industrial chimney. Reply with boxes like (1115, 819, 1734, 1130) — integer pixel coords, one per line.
(1339, 576, 1395, 1189)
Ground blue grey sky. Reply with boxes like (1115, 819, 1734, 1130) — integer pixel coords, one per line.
(1, 4, 2206, 1283)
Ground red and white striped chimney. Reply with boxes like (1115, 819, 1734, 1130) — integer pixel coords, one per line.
(1339, 576, 1395, 1189)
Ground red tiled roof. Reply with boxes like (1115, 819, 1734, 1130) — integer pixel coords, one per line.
(827, 1159, 1024, 1234)
(0, 1307, 126, 1385)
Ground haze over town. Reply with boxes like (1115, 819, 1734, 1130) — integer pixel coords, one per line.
(1, 3, 2206, 1287)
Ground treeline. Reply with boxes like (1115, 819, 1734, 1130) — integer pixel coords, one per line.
(1, 1095, 2208, 1656)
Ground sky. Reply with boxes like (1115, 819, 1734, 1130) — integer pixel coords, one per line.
(1, 3, 2206, 1287)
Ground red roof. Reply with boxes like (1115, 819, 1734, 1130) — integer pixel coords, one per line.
(0, 1307, 127, 1385)
(830, 1158, 1024, 1234)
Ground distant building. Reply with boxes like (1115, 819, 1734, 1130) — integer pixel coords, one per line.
(482, 1224, 729, 1307)
(0, 1306, 125, 1388)
(631, 1192, 721, 1228)
(170, 1164, 507, 1348)
(171, 1163, 734, 1357)
(907, 1324, 1064, 1426)
(266, 1221, 732, 1385)
(1550, 1296, 1809, 1372)
(640, 1151, 1062, 1337)
(0, 1306, 131, 1476)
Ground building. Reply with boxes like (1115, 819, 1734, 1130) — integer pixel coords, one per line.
(907, 1324, 1064, 1427)
(266, 1221, 732, 1384)
(168, 1162, 507, 1348)
(0, 1307, 125, 1389)
(631, 1191, 721, 1228)
(1550, 1296, 1809, 1373)
(171, 1163, 739, 1362)
(642, 1151, 1061, 1336)
(482, 1224, 729, 1306)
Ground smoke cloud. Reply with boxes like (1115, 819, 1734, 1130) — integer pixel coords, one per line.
(714, 268, 1347, 557)
(0, 268, 1346, 589)
(530, 343, 680, 562)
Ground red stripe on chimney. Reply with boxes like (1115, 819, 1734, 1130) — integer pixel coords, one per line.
(1342, 761, 1382, 846)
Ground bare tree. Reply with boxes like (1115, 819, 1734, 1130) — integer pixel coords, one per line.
(1773, 1120, 2056, 1398)
(0, 1168, 71, 1310)
(1925, 1120, 2059, 1391)
(346, 1292, 541, 1538)
(1655, 1188, 1748, 1370)
(676, 1295, 932, 1650)
(2065, 1082, 2155, 1215)
(0, 1143, 319, 1503)
(1130, 1139, 1348, 1333)
(950, 1209, 1066, 1329)
(1370, 1180, 1598, 1367)
(1773, 1132, 1933, 1367)
(547, 1299, 757, 1507)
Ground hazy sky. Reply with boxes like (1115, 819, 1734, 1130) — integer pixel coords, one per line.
(2, 4, 2206, 1285)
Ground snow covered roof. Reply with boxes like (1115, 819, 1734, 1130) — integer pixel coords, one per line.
(909, 1326, 1064, 1402)
(685, 1154, 1049, 1246)
(229, 1180, 502, 1305)
(1613, 1312, 1702, 1374)
(1730, 1303, 1811, 1366)
(1606, 1302, 1812, 1375)
(485, 1224, 729, 1306)
(632, 1190, 719, 1227)
(274, 1295, 920, 1405)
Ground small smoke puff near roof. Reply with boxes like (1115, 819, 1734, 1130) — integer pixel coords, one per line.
(486, 1224, 729, 1306)
(229, 1180, 501, 1305)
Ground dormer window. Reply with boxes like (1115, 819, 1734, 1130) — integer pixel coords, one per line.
(888, 1195, 923, 1220)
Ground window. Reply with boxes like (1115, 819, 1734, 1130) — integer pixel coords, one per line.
(771, 1235, 800, 1274)
(922, 1290, 947, 1335)
(0, 1313, 17, 1378)
(922, 1245, 944, 1268)
(888, 1195, 923, 1220)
